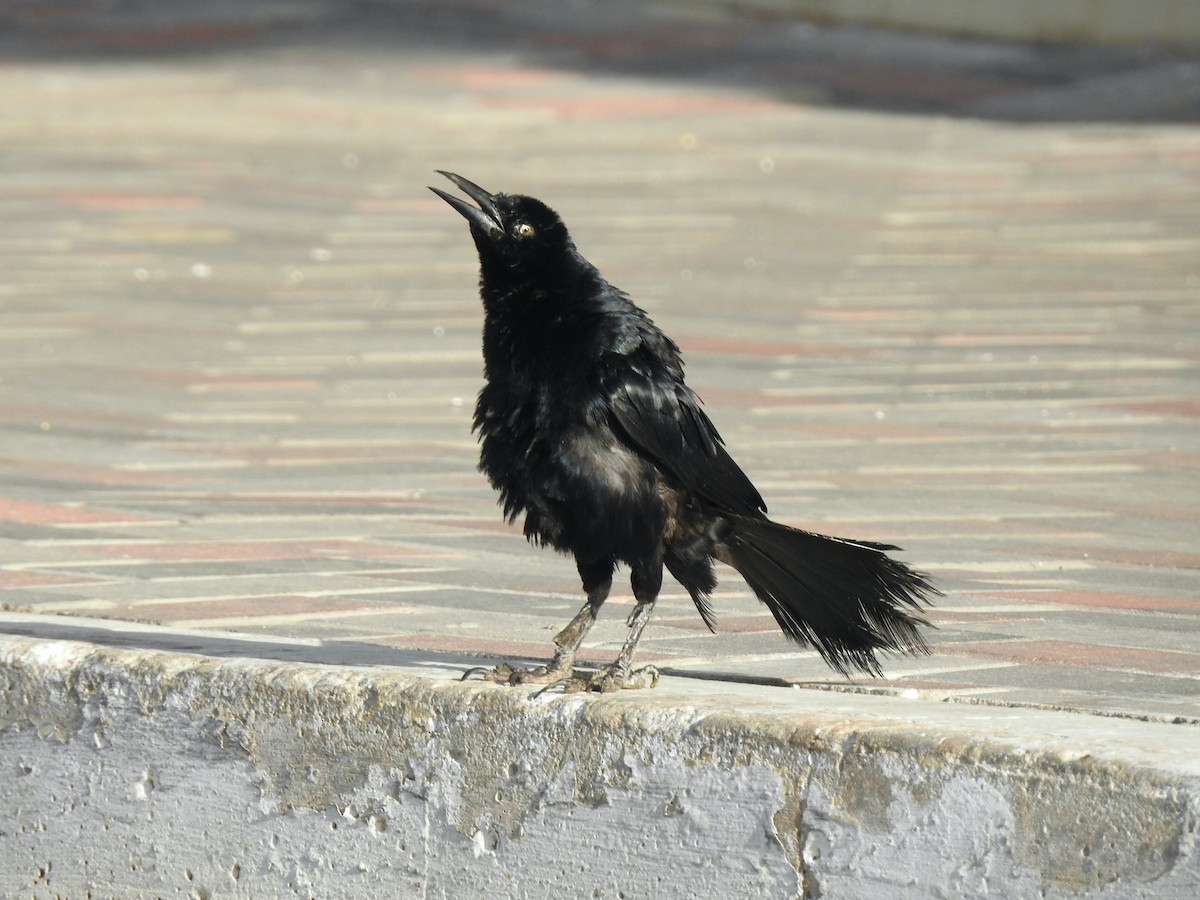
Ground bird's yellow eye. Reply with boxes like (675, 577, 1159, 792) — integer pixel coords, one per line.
(514, 222, 535, 238)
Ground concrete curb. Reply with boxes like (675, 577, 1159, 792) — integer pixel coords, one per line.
(2, 633, 1197, 898)
(664, 0, 1200, 47)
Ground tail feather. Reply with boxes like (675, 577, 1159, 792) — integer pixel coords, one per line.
(664, 549, 718, 633)
(721, 514, 937, 676)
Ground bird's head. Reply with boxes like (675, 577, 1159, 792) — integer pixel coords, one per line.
(430, 171, 576, 283)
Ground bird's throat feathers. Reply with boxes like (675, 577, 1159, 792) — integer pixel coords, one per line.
(477, 260, 617, 374)
(475, 242, 592, 311)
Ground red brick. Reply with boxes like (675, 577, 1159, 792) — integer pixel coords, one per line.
(678, 336, 843, 358)
(87, 539, 459, 562)
(979, 590, 1198, 613)
(99, 594, 404, 623)
(0, 570, 106, 588)
(954, 640, 1200, 675)
(655, 614, 780, 634)
(0, 497, 161, 526)
(40, 191, 203, 211)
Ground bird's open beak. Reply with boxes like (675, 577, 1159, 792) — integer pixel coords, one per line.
(429, 171, 503, 239)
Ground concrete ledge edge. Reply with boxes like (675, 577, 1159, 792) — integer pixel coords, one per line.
(2, 633, 1198, 898)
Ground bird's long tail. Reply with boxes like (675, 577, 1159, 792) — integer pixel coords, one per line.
(719, 515, 938, 676)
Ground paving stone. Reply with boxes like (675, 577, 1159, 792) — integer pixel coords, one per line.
(0, 1, 1197, 725)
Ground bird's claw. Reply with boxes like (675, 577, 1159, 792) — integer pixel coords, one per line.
(530, 677, 581, 699)
(462, 662, 660, 694)
(460, 666, 496, 682)
(536, 664, 660, 695)
(588, 664, 660, 692)
(461, 661, 572, 686)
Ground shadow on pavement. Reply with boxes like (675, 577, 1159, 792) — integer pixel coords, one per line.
(2, 0, 1198, 123)
(0, 612, 487, 671)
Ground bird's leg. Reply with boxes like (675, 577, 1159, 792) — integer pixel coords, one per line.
(575, 557, 662, 692)
(491, 591, 601, 684)
(475, 558, 612, 686)
(578, 599, 659, 692)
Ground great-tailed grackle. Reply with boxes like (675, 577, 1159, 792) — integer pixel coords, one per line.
(431, 171, 937, 692)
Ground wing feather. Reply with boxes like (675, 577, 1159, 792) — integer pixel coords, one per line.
(608, 368, 766, 516)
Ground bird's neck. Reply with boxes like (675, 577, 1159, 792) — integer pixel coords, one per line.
(478, 265, 609, 382)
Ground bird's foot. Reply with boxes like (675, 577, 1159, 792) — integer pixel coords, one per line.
(461, 661, 573, 686)
(463, 662, 659, 693)
(556, 663, 660, 694)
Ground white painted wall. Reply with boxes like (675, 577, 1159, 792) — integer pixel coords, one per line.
(2, 635, 1198, 898)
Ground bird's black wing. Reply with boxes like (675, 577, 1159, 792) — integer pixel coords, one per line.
(605, 354, 766, 517)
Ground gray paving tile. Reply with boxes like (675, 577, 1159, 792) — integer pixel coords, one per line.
(0, 1, 1197, 725)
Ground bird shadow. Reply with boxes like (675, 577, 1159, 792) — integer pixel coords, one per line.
(0, 612, 485, 673)
(0, 613, 849, 693)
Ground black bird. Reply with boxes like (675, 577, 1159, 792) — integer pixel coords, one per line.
(431, 171, 936, 692)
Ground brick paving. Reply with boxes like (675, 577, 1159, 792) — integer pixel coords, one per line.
(1, 1, 1198, 723)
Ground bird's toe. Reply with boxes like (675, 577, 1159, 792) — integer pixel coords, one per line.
(589, 664, 660, 693)
(462, 661, 577, 686)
